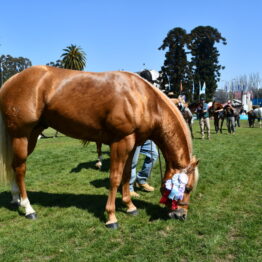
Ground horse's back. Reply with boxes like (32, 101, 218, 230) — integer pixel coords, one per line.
(254, 108, 262, 118)
(0, 66, 166, 142)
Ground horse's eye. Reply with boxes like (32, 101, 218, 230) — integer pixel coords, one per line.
(185, 186, 193, 193)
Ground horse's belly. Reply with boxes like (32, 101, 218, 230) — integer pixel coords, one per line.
(43, 106, 134, 144)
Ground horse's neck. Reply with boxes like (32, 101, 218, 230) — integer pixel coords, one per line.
(215, 103, 223, 109)
(233, 106, 242, 114)
(153, 106, 192, 172)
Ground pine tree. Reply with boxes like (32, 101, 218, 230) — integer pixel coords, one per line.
(158, 27, 189, 98)
(188, 26, 226, 101)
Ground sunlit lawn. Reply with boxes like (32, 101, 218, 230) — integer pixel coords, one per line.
(0, 120, 261, 262)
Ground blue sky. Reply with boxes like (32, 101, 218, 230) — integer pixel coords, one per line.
(1, 0, 261, 88)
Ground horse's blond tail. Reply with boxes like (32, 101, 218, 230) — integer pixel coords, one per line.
(0, 112, 14, 184)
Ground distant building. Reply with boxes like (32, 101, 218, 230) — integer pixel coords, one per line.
(241, 91, 253, 111)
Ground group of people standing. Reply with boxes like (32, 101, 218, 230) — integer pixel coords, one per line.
(196, 98, 237, 139)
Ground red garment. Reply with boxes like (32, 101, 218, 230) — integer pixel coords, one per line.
(159, 188, 178, 211)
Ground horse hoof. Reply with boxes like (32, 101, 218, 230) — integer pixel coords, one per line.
(25, 213, 37, 220)
(127, 209, 138, 216)
(105, 222, 119, 229)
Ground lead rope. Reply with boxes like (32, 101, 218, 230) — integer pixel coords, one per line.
(157, 147, 163, 183)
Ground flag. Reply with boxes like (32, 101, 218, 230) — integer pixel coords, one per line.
(231, 82, 234, 92)
(180, 80, 183, 93)
(200, 82, 206, 95)
(202, 82, 206, 94)
(192, 81, 195, 99)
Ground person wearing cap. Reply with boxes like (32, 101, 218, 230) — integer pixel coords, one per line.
(196, 98, 210, 139)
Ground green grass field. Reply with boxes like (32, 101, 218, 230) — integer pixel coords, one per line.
(0, 120, 261, 262)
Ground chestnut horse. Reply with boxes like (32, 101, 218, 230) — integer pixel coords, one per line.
(209, 102, 244, 133)
(208, 102, 225, 133)
(95, 97, 194, 169)
(0, 66, 199, 228)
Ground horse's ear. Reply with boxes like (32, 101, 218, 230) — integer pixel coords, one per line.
(186, 156, 200, 174)
(191, 156, 200, 167)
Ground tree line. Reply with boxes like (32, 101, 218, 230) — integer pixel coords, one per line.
(0, 44, 86, 86)
(0, 25, 228, 102)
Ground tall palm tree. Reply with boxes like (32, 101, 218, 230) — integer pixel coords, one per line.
(61, 44, 86, 70)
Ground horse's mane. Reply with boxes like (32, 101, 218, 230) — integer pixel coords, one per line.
(128, 72, 193, 158)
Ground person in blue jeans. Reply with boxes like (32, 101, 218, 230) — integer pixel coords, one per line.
(129, 140, 158, 197)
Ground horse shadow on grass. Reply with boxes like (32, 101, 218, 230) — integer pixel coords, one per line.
(0, 190, 169, 223)
(90, 177, 110, 190)
(70, 158, 110, 173)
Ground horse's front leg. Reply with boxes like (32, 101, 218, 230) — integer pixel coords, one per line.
(11, 137, 36, 219)
(121, 148, 138, 215)
(214, 116, 219, 133)
(106, 135, 135, 228)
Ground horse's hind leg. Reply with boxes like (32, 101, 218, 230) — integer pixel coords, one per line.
(214, 117, 219, 133)
(11, 136, 37, 219)
(95, 142, 103, 169)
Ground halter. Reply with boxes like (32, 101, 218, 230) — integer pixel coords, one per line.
(159, 162, 197, 210)
(177, 185, 193, 207)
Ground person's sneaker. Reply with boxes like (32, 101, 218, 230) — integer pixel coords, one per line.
(136, 183, 155, 192)
(130, 191, 140, 197)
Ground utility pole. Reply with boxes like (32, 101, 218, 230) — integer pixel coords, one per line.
(0, 59, 3, 87)
(0, 44, 3, 87)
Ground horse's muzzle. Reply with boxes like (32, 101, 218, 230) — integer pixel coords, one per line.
(168, 208, 187, 221)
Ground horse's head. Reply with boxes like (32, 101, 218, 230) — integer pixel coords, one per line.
(176, 157, 199, 219)
(161, 157, 200, 221)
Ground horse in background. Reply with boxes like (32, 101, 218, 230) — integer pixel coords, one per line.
(209, 101, 244, 133)
(208, 102, 224, 133)
(170, 98, 194, 138)
(0, 66, 199, 228)
(247, 108, 262, 128)
(233, 105, 245, 127)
